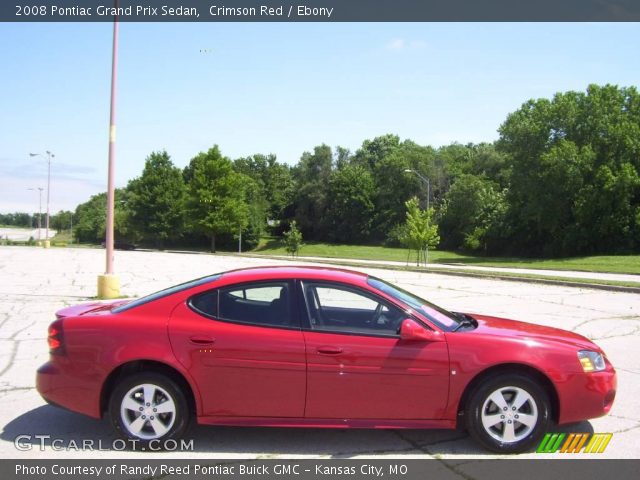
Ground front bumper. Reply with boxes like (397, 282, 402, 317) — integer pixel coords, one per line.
(557, 367, 617, 425)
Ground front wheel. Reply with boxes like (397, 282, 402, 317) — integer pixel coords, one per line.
(466, 374, 551, 453)
(108, 372, 191, 448)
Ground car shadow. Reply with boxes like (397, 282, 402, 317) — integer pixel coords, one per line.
(1, 405, 594, 457)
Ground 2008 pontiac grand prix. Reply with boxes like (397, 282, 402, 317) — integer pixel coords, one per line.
(36, 266, 616, 453)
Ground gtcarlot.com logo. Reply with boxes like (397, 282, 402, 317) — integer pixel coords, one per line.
(14, 435, 194, 452)
(536, 433, 612, 454)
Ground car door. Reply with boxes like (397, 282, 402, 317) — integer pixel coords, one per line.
(168, 280, 306, 418)
(300, 281, 450, 420)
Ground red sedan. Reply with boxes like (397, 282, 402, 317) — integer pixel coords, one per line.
(36, 266, 616, 453)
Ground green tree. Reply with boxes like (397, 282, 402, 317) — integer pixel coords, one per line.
(184, 146, 249, 252)
(499, 84, 640, 255)
(233, 153, 293, 222)
(291, 144, 333, 239)
(73, 189, 131, 244)
(371, 141, 438, 239)
(324, 165, 375, 243)
(438, 175, 507, 252)
(127, 151, 186, 248)
(403, 197, 440, 266)
(283, 220, 303, 257)
(353, 134, 402, 170)
(50, 210, 73, 231)
(0, 212, 32, 228)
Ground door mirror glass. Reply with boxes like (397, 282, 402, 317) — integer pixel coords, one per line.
(399, 318, 441, 341)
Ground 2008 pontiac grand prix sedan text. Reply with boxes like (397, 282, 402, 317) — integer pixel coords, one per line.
(36, 266, 616, 453)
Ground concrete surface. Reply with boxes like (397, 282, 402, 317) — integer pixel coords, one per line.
(0, 228, 56, 242)
(0, 246, 638, 460)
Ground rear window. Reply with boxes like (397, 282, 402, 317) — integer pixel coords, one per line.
(112, 274, 222, 313)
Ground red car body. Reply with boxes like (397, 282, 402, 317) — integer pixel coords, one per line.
(36, 266, 616, 451)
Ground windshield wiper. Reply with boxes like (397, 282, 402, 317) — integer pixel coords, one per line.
(452, 312, 476, 332)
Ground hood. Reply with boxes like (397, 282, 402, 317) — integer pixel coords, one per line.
(467, 313, 600, 352)
(55, 300, 129, 318)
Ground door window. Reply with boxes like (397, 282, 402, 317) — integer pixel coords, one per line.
(302, 283, 404, 336)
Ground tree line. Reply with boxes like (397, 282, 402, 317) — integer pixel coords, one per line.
(5, 84, 639, 257)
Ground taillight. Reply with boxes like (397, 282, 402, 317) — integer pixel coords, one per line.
(47, 319, 65, 355)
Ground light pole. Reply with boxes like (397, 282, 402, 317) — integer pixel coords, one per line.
(98, 0, 121, 299)
(27, 187, 44, 243)
(404, 169, 430, 211)
(29, 151, 54, 246)
(404, 169, 432, 265)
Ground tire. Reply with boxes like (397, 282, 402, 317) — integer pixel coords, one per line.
(108, 372, 191, 449)
(465, 373, 551, 453)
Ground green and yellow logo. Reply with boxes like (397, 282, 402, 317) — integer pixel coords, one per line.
(536, 433, 612, 454)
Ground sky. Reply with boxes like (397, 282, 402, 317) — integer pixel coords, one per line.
(1, 22, 639, 214)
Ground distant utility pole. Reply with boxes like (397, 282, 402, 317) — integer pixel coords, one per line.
(27, 187, 44, 243)
(29, 151, 54, 246)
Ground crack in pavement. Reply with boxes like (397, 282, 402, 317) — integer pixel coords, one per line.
(0, 386, 35, 397)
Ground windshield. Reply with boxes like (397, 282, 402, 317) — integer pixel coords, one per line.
(112, 273, 223, 313)
(367, 276, 458, 330)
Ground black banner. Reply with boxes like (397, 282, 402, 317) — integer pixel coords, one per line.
(3, 0, 640, 22)
(3, 459, 640, 480)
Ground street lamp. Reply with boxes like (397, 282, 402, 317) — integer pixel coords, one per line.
(29, 151, 54, 247)
(404, 169, 430, 211)
(404, 169, 433, 265)
(27, 187, 44, 243)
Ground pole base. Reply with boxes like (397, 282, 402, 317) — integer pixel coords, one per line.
(97, 274, 121, 299)
(43, 240, 51, 248)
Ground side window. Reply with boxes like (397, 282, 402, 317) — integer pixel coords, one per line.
(302, 283, 404, 336)
(190, 290, 218, 318)
(219, 282, 292, 328)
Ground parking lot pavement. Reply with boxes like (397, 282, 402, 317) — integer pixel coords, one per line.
(0, 246, 638, 460)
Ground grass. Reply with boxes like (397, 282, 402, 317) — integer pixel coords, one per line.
(51, 230, 73, 244)
(252, 237, 640, 275)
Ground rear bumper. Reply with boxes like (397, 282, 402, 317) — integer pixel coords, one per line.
(36, 360, 102, 419)
(557, 368, 617, 424)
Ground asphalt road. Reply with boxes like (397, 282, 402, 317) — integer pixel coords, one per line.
(0, 246, 638, 460)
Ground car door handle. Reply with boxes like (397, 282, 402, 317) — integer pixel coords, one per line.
(317, 346, 343, 355)
(189, 335, 215, 345)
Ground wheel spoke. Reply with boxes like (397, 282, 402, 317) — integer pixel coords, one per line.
(128, 416, 146, 434)
(517, 413, 537, 427)
(489, 390, 509, 411)
(143, 385, 156, 405)
(122, 396, 142, 412)
(512, 390, 529, 410)
(502, 421, 516, 442)
(154, 399, 175, 414)
(482, 413, 503, 430)
(149, 417, 169, 436)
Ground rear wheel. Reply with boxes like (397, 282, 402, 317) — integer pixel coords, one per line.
(109, 372, 191, 448)
(466, 374, 551, 453)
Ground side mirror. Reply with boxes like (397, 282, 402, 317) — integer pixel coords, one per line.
(399, 318, 442, 342)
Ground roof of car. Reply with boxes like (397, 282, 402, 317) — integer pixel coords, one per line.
(219, 265, 370, 283)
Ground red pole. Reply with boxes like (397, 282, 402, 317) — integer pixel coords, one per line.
(105, 2, 119, 275)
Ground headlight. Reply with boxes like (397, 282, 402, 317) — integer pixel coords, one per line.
(578, 350, 606, 372)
